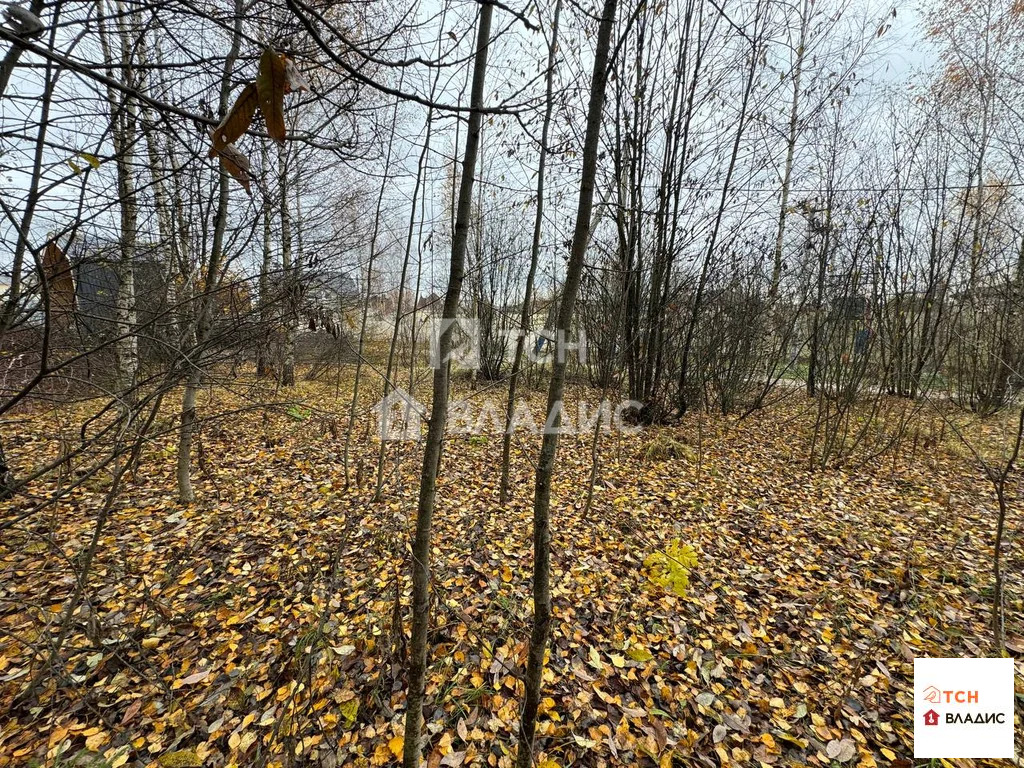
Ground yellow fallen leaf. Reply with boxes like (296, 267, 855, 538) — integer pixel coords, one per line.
(438, 732, 453, 753)
(85, 731, 109, 751)
(389, 734, 404, 759)
(259, 708, 277, 727)
(777, 732, 808, 748)
(627, 646, 654, 662)
(371, 742, 391, 766)
(157, 750, 203, 768)
(340, 699, 358, 729)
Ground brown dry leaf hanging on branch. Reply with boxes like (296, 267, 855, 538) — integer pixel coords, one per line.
(283, 58, 311, 94)
(208, 82, 258, 158)
(207, 47, 297, 192)
(257, 47, 288, 143)
(41, 240, 75, 313)
(217, 143, 252, 195)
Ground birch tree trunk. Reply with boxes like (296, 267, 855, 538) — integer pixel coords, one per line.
(768, 0, 809, 304)
(257, 142, 274, 378)
(98, 1, 139, 397)
(279, 146, 296, 387)
(138, 35, 181, 357)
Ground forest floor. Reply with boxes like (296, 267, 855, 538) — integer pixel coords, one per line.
(0, 377, 1021, 768)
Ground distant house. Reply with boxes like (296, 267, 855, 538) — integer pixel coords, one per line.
(416, 292, 441, 312)
(306, 270, 359, 307)
(67, 236, 169, 325)
(74, 257, 166, 334)
(828, 294, 869, 324)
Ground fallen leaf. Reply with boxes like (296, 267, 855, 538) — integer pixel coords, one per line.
(157, 750, 203, 768)
(826, 738, 856, 763)
(179, 669, 210, 686)
(388, 734, 404, 759)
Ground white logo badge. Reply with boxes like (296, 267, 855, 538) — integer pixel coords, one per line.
(914, 657, 1015, 759)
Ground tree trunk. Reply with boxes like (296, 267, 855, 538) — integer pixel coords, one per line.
(768, 0, 809, 303)
(139, 37, 180, 359)
(402, 5, 492, 765)
(176, 0, 241, 502)
(807, 210, 828, 398)
(500, 0, 562, 505)
(516, 0, 618, 764)
(279, 146, 296, 387)
(677, 24, 762, 413)
(343, 82, 403, 484)
(376, 99, 436, 497)
(98, 1, 139, 396)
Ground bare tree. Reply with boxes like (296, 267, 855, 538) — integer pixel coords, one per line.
(517, 0, 618, 763)
(403, 5, 493, 765)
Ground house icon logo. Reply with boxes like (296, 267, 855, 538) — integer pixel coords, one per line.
(922, 686, 941, 704)
(372, 387, 426, 442)
(923, 709, 940, 726)
(428, 317, 480, 370)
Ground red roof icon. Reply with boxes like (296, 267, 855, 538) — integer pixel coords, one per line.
(924, 709, 939, 726)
